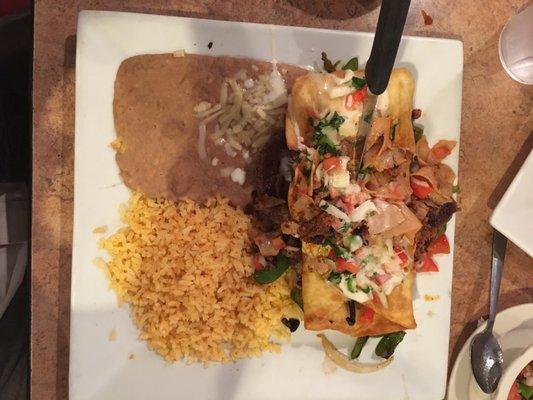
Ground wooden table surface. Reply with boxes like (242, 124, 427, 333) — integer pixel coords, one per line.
(32, 1, 533, 399)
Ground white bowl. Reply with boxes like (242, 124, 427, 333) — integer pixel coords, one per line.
(494, 345, 533, 400)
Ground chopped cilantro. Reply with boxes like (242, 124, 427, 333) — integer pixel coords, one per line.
(361, 255, 374, 265)
(328, 271, 342, 284)
(314, 112, 345, 132)
(346, 276, 356, 292)
(413, 125, 424, 142)
(438, 223, 448, 235)
(363, 112, 373, 124)
(351, 76, 367, 90)
(307, 116, 314, 126)
(369, 211, 377, 217)
(340, 221, 352, 233)
(319, 202, 329, 211)
(323, 238, 351, 259)
(452, 184, 460, 193)
(357, 167, 374, 181)
(361, 286, 371, 294)
(329, 112, 345, 130)
(342, 57, 359, 71)
(312, 112, 345, 155)
(313, 131, 338, 155)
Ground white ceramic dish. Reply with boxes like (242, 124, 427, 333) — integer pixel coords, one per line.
(447, 303, 533, 400)
(491, 149, 533, 257)
(71, 10, 463, 400)
(495, 345, 533, 400)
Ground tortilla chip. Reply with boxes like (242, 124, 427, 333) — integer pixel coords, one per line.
(387, 68, 415, 119)
(351, 304, 406, 337)
(362, 271, 417, 330)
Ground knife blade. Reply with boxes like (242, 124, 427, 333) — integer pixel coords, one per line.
(353, 0, 411, 173)
(354, 92, 378, 173)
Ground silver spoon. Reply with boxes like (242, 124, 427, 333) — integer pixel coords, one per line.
(470, 229, 508, 393)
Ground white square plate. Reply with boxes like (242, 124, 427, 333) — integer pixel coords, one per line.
(72, 10, 463, 400)
(490, 150, 533, 257)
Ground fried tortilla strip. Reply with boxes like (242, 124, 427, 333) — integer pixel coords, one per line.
(352, 304, 406, 337)
(362, 271, 417, 330)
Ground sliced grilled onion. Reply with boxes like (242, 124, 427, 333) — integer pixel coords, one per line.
(318, 334, 394, 373)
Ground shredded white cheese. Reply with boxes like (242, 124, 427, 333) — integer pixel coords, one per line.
(230, 168, 246, 185)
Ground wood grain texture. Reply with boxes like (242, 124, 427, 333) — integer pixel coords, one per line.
(32, 1, 533, 399)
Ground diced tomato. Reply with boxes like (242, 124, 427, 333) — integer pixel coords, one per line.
(427, 235, 450, 255)
(372, 292, 380, 303)
(331, 218, 342, 231)
(375, 273, 392, 285)
(252, 254, 267, 271)
(432, 145, 451, 160)
(417, 255, 439, 272)
(394, 246, 409, 267)
(271, 237, 286, 251)
(341, 200, 355, 214)
(345, 87, 367, 110)
(322, 156, 345, 172)
(328, 249, 336, 259)
(343, 192, 357, 205)
(254, 234, 284, 257)
(329, 187, 341, 198)
(410, 177, 433, 199)
(358, 307, 375, 324)
(507, 382, 521, 400)
(356, 192, 370, 204)
(336, 258, 359, 274)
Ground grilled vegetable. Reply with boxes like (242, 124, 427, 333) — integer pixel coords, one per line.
(318, 334, 394, 373)
(346, 300, 356, 326)
(375, 331, 406, 359)
(350, 336, 369, 359)
(253, 253, 291, 284)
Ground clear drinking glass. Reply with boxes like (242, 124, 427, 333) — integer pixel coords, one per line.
(498, 4, 533, 85)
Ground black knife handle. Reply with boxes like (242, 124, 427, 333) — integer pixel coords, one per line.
(365, 0, 411, 95)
